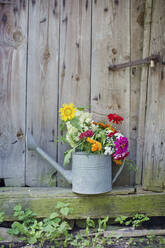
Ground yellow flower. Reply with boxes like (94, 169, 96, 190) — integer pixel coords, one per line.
(59, 103, 76, 121)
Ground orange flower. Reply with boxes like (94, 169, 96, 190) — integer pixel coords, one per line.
(91, 141, 102, 152)
(93, 122, 110, 128)
(113, 159, 123, 165)
(97, 141, 102, 151)
(93, 121, 115, 130)
(87, 137, 95, 144)
(87, 138, 102, 152)
(98, 122, 106, 128)
(91, 143, 98, 152)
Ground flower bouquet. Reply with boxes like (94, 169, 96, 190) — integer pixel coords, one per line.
(59, 103, 129, 166)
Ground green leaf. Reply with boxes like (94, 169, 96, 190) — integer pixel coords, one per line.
(59, 135, 67, 144)
(77, 105, 90, 111)
(70, 117, 81, 129)
(64, 148, 75, 166)
(60, 207, 70, 217)
(14, 205, 22, 212)
(0, 212, 4, 223)
(60, 120, 66, 132)
(49, 212, 59, 219)
(77, 107, 85, 111)
(56, 202, 69, 209)
(28, 237, 37, 244)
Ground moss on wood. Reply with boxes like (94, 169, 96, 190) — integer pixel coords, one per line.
(0, 187, 164, 221)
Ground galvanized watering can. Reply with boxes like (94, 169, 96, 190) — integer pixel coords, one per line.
(27, 132, 125, 194)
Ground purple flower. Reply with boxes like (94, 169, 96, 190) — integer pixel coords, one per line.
(113, 136, 129, 159)
(113, 151, 129, 160)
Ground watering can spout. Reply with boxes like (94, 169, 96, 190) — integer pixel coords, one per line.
(27, 132, 72, 184)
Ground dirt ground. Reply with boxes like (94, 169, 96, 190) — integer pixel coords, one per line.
(1, 235, 165, 248)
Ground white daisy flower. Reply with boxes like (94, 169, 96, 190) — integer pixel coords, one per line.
(104, 147, 114, 155)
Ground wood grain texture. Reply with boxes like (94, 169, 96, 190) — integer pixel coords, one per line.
(130, 0, 145, 185)
(91, 0, 131, 186)
(57, 0, 91, 187)
(26, 0, 60, 186)
(0, 0, 28, 186)
(1, 187, 165, 220)
(142, 0, 165, 190)
(136, 0, 153, 184)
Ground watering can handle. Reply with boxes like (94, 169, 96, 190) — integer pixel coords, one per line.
(112, 159, 126, 184)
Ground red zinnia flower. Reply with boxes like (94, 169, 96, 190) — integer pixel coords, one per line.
(107, 113, 124, 124)
(79, 130, 94, 139)
(107, 130, 118, 138)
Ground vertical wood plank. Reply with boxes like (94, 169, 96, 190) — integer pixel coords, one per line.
(142, 0, 165, 191)
(0, 0, 28, 186)
(91, 0, 131, 186)
(130, 0, 145, 185)
(26, 0, 60, 186)
(136, 0, 153, 185)
(58, 0, 91, 187)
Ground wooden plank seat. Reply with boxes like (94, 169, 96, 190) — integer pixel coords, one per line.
(0, 187, 165, 221)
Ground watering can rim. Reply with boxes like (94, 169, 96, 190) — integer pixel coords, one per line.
(72, 151, 111, 157)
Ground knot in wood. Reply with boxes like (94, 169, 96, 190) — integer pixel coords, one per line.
(13, 31, 23, 43)
(75, 74, 80, 81)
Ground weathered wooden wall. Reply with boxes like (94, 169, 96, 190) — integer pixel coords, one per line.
(0, 0, 28, 186)
(0, 0, 165, 190)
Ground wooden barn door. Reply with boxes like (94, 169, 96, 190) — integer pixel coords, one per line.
(2, 0, 165, 189)
(0, 0, 28, 186)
